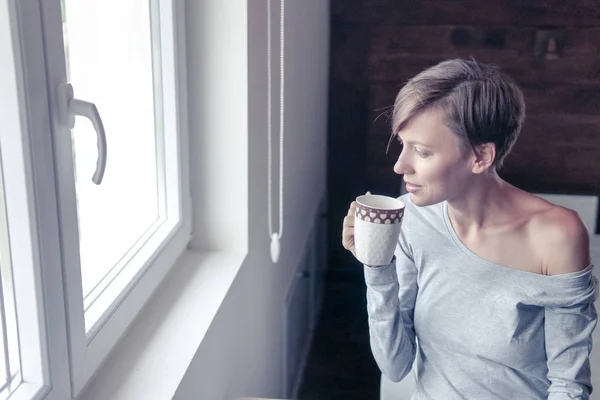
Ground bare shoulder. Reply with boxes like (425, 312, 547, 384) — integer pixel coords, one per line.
(528, 201, 590, 276)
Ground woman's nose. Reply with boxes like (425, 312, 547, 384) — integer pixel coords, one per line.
(393, 153, 412, 175)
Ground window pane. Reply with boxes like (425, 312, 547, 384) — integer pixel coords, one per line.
(61, 0, 165, 308)
(0, 154, 22, 398)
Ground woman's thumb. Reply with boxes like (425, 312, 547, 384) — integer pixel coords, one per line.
(366, 191, 371, 195)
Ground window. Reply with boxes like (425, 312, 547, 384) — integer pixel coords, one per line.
(1, 0, 190, 397)
(65, 0, 161, 314)
(0, 153, 21, 399)
(1, 2, 71, 398)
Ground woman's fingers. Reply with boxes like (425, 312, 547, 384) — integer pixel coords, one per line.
(342, 225, 353, 241)
(343, 215, 354, 227)
(342, 198, 362, 258)
(342, 235, 354, 251)
(347, 202, 356, 216)
(342, 226, 354, 247)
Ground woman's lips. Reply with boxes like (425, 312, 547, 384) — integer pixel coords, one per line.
(405, 182, 421, 193)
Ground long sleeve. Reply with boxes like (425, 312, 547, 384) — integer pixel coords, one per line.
(544, 269, 599, 399)
(363, 231, 418, 383)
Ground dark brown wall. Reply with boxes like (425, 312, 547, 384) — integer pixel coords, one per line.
(328, 0, 600, 268)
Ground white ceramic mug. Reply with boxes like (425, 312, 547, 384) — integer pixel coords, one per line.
(354, 194, 405, 266)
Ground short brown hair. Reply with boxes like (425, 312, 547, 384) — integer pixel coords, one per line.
(389, 59, 526, 169)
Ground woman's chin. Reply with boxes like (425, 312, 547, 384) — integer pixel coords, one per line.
(409, 192, 426, 206)
(410, 192, 441, 207)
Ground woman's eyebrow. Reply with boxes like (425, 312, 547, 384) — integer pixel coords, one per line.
(387, 133, 434, 154)
(395, 131, 433, 148)
(404, 139, 433, 149)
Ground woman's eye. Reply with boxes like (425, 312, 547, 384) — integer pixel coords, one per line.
(414, 148, 431, 158)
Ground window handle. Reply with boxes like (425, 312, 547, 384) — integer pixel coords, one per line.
(57, 83, 107, 185)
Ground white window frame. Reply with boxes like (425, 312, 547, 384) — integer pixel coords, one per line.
(0, 0, 71, 399)
(8, 0, 191, 397)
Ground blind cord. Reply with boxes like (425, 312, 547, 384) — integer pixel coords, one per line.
(268, 0, 284, 262)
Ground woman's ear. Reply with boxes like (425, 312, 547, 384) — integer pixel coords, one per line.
(471, 143, 496, 174)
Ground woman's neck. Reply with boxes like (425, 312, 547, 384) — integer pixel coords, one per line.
(446, 172, 516, 231)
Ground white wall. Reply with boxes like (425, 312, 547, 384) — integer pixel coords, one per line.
(186, 0, 248, 253)
(174, 1, 330, 398)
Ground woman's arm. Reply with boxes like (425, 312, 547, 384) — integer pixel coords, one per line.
(364, 237, 419, 383)
(342, 196, 419, 382)
(545, 301, 597, 399)
(540, 209, 598, 399)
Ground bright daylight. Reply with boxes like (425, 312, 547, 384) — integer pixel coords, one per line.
(1, 1, 599, 400)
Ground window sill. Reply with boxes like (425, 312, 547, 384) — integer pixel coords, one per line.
(78, 249, 247, 400)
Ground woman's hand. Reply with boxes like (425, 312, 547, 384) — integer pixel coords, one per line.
(342, 191, 370, 259)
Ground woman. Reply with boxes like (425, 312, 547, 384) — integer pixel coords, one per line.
(341, 59, 598, 399)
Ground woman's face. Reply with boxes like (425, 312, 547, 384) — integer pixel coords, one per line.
(393, 109, 475, 207)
